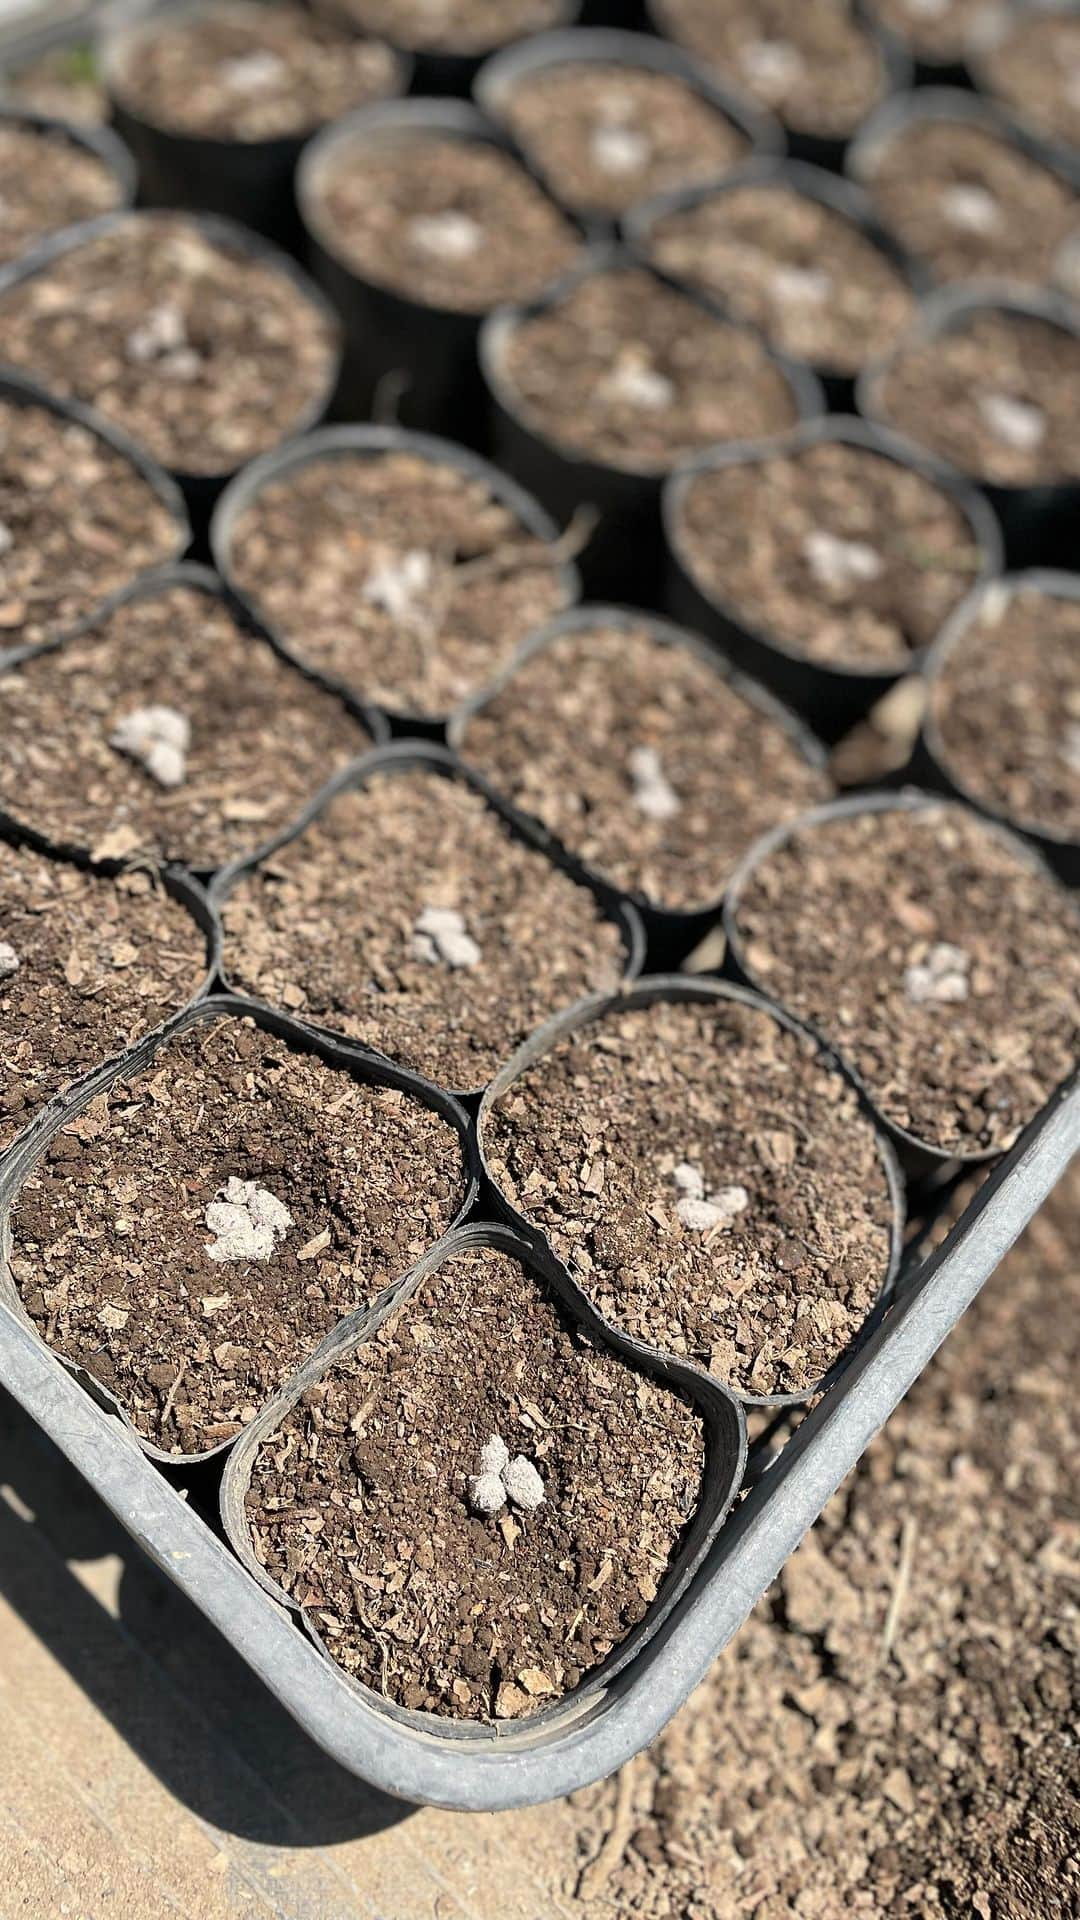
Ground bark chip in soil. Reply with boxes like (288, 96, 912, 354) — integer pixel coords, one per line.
(9, 1014, 469, 1455)
(242, 1241, 707, 1719)
(0, 120, 123, 266)
(482, 994, 895, 1399)
(651, 0, 886, 142)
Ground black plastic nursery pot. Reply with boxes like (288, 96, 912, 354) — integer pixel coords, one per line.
(474, 25, 781, 236)
(915, 569, 1080, 888)
(315, 0, 582, 98)
(964, 0, 1080, 189)
(479, 249, 825, 604)
(722, 787, 1080, 1179)
(662, 414, 1004, 745)
(209, 419, 581, 733)
(853, 0, 975, 87)
(625, 156, 928, 413)
(447, 600, 830, 966)
(0, 99, 136, 250)
(219, 1216, 747, 1735)
(297, 96, 580, 445)
(208, 737, 647, 1102)
(856, 286, 1080, 572)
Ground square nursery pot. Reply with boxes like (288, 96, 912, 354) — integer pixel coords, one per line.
(0, 101, 135, 264)
(915, 568, 1080, 888)
(479, 246, 825, 604)
(296, 96, 583, 446)
(474, 25, 781, 239)
(209, 738, 646, 1103)
(219, 1219, 747, 1738)
(0, 991, 479, 1469)
(662, 414, 1004, 744)
(209, 420, 581, 734)
(856, 285, 1080, 571)
(100, 0, 411, 249)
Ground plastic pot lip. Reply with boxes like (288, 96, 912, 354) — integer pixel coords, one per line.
(0, 365, 191, 655)
(964, 1, 1080, 188)
(447, 598, 829, 925)
(475, 972, 905, 1410)
(208, 736, 648, 1101)
(0, 558, 382, 881)
(318, 0, 579, 64)
(623, 153, 933, 380)
(721, 784, 1080, 1168)
(0, 989, 480, 1470)
(209, 419, 582, 731)
(218, 1211, 748, 1741)
(661, 410, 1005, 684)
(473, 24, 783, 212)
(920, 566, 1080, 855)
(0, 97, 137, 208)
(479, 241, 826, 487)
(99, 0, 412, 155)
(0, 207, 343, 486)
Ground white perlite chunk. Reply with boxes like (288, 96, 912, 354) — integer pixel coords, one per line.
(109, 705, 191, 789)
(904, 941, 971, 1005)
(0, 520, 13, 556)
(591, 122, 652, 175)
(362, 547, 433, 626)
(466, 1432, 545, 1515)
(222, 50, 288, 92)
(940, 184, 1001, 235)
(412, 905, 482, 970)
(978, 392, 1046, 454)
(205, 1177, 293, 1263)
(126, 301, 187, 362)
(479, 1433, 510, 1476)
(502, 1454, 545, 1512)
(468, 1470, 507, 1515)
(629, 744, 681, 822)
(0, 940, 20, 979)
(602, 348, 675, 411)
(739, 39, 804, 99)
(803, 529, 884, 594)
(672, 1161, 750, 1233)
(1061, 720, 1080, 774)
(770, 264, 831, 307)
(408, 211, 483, 261)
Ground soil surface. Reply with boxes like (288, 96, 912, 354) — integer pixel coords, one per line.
(0, 121, 121, 266)
(220, 764, 629, 1093)
(860, 117, 1076, 288)
(675, 441, 983, 668)
(863, 0, 986, 62)
(496, 267, 799, 474)
(312, 0, 565, 55)
(3, 42, 106, 123)
(483, 995, 895, 1400)
(978, 6, 1080, 152)
(457, 620, 830, 913)
(0, 394, 180, 651)
(642, 182, 914, 375)
(309, 133, 580, 313)
(567, 1162, 1079, 1920)
(731, 801, 1080, 1156)
(112, 2, 400, 141)
(9, 1015, 468, 1455)
(652, 0, 885, 139)
(226, 447, 571, 716)
(872, 308, 1080, 487)
(500, 62, 748, 219)
(0, 844, 206, 1155)
(243, 1242, 707, 1721)
(0, 583, 368, 873)
(0, 214, 338, 478)
(930, 581, 1080, 841)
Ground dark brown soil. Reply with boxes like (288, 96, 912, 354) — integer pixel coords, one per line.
(731, 801, 1080, 1155)
(0, 394, 180, 651)
(307, 132, 580, 314)
(0, 213, 338, 478)
(930, 581, 1080, 841)
(978, 6, 1080, 153)
(225, 448, 571, 716)
(652, 0, 885, 140)
(0, 121, 121, 267)
(243, 1242, 707, 1721)
(860, 117, 1077, 288)
(0, 843, 206, 1155)
(9, 1015, 468, 1455)
(675, 441, 983, 668)
(483, 995, 896, 1399)
(863, 0, 986, 62)
(0, 584, 368, 872)
(496, 267, 799, 474)
(312, 0, 565, 55)
(872, 309, 1080, 487)
(3, 42, 106, 124)
(499, 62, 747, 220)
(457, 620, 830, 912)
(112, 1, 400, 142)
(220, 765, 629, 1093)
(643, 181, 914, 376)
(569, 1162, 1080, 1920)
